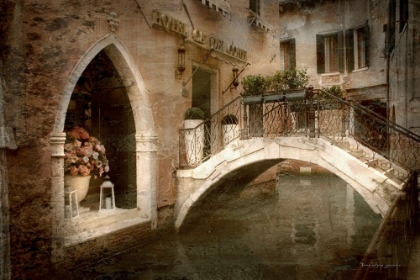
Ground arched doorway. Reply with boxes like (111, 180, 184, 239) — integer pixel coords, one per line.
(65, 50, 137, 209)
(50, 35, 157, 258)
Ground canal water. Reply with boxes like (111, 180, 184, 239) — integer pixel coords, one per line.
(71, 171, 381, 280)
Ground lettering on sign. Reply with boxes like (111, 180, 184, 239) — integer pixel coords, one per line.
(192, 29, 206, 44)
(209, 37, 248, 61)
(209, 37, 224, 52)
(152, 10, 188, 38)
(227, 42, 247, 61)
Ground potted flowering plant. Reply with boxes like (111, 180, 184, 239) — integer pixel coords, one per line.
(64, 126, 110, 202)
(221, 114, 239, 146)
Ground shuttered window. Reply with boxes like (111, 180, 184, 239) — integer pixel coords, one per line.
(249, 0, 260, 15)
(399, 0, 408, 32)
(280, 39, 296, 70)
(316, 32, 344, 74)
(387, 0, 396, 54)
(346, 21, 370, 71)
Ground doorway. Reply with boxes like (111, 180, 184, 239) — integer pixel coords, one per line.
(192, 67, 216, 158)
(65, 50, 136, 210)
(192, 68, 212, 119)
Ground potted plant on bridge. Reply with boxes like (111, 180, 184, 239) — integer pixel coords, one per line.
(265, 68, 309, 101)
(184, 107, 205, 165)
(241, 74, 269, 103)
(221, 114, 239, 146)
(241, 75, 269, 137)
(317, 85, 344, 110)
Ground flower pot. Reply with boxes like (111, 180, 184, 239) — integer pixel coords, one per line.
(242, 95, 263, 105)
(222, 124, 239, 146)
(64, 175, 92, 203)
(184, 119, 205, 165)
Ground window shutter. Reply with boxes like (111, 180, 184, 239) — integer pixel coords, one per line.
(345, 29, 354, 72)
(316, 34, 325, 74)
(387, 0, 396, 54)
(399, 0, 408, 32)
(364, 20, 370, 68)
(290, 38, 296, 70)
(337, 31, 344, 73)
(249, 0, 260, 15)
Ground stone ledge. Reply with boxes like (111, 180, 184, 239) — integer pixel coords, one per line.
(64, 216, 149, 247)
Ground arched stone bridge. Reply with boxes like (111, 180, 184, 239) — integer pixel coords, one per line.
(175, 136, 408, 230)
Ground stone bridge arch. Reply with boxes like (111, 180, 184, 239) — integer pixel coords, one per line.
(50, 34, 157, 258)
(175, 137, 400, 230)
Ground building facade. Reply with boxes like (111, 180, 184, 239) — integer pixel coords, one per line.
(0, 0, 418, 278)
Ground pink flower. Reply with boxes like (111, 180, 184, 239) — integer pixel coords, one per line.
(78, 165, 90, 176)
(64, 126, 109, 177)
(77, 127, 90, 140)
(79, 146, 93, 157)
(64, 143, 74, 153)
(66, 129, 79, 139)
(89, 137, 99, 144)
(95, 144, 106, 154)
(75, 140, 82, 148)
(70, 166, 79, 176)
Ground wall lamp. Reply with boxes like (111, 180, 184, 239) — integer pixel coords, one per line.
(176, 42, 186, 79)
(232, 67, 239, 89)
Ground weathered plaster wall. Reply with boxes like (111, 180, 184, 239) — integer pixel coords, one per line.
(389, 0, 420, 132)
(1, 0, 292, 277)
(276, 0, 388, 97)
(0, 0, 417, 278)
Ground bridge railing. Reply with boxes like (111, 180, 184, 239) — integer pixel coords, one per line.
(309, 88, 420, 174)
(353, 170, 418, 280)
(179, 96, 242, 168)
(179, 87, 420, 173)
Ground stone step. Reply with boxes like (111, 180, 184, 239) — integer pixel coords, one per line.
(64, 216, 149, 247)
(348, 149, 365, 159)
(64, 208, 143, 236)
(383, 169, 405, 185)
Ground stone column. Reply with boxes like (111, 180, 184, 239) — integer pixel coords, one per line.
(50, 132, 66, 263)
(135, 132, 158, 229)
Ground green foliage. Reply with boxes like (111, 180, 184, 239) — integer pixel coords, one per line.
(269, 68, 309, 91)
(241, 74, 270, 96)
(221, 114, 238, 125)
(184, 107, 205, 120)
(320, 85, 344, 99)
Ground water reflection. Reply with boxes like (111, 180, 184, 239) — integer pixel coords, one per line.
(72, 173, 381, 280)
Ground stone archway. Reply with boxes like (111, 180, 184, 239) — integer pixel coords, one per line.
(175, 137, 398, 230)
(50, 34, 157, 260)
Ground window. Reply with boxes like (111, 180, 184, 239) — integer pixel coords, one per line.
(399, 0, 408, 32)
(387, 0, 396, 54)
(345, 22, 370, 72)
(249, 0, 260, 15)
(280, 39, 296, 70)
(316, 32, 344, 74)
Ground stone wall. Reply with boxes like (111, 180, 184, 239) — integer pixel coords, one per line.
(0, 0, 415, 278)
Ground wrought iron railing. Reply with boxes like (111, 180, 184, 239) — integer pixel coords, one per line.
(179, 88, 420, 174)
(309, 88, 420, 175)
(179, 96, 242, 168)
(353, 170, 418, 280)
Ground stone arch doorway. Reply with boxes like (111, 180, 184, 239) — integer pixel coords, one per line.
(50, 35, 157, 257)
(67, 50, 137, 209)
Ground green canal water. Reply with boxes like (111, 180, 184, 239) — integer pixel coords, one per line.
(71, 172, 381, 280)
